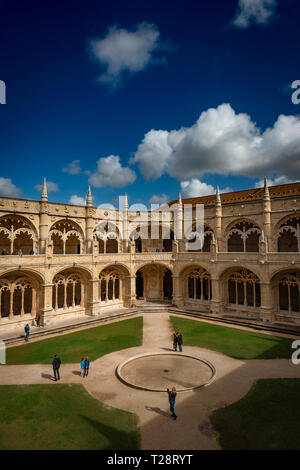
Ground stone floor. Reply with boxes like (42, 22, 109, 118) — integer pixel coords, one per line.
(0, 311, 300, 449)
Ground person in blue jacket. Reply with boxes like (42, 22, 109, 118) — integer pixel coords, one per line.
(24, 324, 30, 342)
(167, 387, 177, 420)
(84, 356, 90, 377)
(80, 358, 85, 377)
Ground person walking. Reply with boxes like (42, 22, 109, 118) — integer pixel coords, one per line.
(177, 332, 183, 352)
(52, 354, 61, 381)
(18, 249, 23, 256)
(167, 387, 177, 420)
(84, 356, 90, 377)
(80, 358, 85, 377)
(24, 324, 30, 342)
(173, 333, 178, 351)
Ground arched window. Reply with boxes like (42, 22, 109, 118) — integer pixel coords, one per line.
(0, 277, 34, 319)
(278, 273, 300, 314)
(186, 267, 211, 302)
(227, 269, 260, 308)
(94, 222, 119, 254)
(0, 215, 36, 254)
(187, 226, 214, 252)
(227, 221, 260, 252)
(99, 270, 121, 303)
(277, 218, 300, 252)
(52, 272, 83, 310)
(49, 221, 83, 255)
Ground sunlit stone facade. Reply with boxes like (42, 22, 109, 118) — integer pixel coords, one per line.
(1, 178, 300, 331)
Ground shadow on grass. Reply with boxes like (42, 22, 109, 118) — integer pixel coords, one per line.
(79, 414, 139, 450)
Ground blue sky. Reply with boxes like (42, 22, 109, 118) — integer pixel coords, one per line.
(0, 0, 300, 208)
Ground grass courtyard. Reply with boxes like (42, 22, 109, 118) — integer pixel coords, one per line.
(210, 379, 300, 450)
(170, 315, 293, 359)
(0, 384, 140, 450)
(5, 316, 143, 365)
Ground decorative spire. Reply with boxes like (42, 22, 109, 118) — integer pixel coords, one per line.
(178, 192, 182, 205)
(260, 230, 265, 242)
(216, 185, 221, 205)
(264, 177, 270, 199)
(86, 185, 93, 207)
(41, 177, 48, 202)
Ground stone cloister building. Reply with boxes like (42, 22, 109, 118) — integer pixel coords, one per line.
(0, 178, 300, 331)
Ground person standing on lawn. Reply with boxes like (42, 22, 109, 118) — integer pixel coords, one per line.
(52, 354, 61, 381)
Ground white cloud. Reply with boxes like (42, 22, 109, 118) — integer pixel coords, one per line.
(180, 179, 232, 198)
(69, 195, 86, 206)
(132, 103, 300, 183)
(0, 177, 21, 197)
(89, 155, 136, 188)
(232, 0, 277, 29)
(89, 22, 169, 87)
(131, 130, 172, 180)
(34, 181, 59, 192)
(149, 193, 169, 205)
(62, 160, 82, 175)
(255, 176, 295, 188)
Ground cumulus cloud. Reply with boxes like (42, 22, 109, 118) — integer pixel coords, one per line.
(89, 155, 136, 188)
(149, 193, 169, 205)
(131, 103, 300, 184)
(62, 160, 82, 175)
(232, 0, 277, 29)
(89, 22, 169, 87)
(255, 176, 295, 188)
(34, 181, 59, 192)
(69, 195, 86, 206)
(181, 179, 232, 198)
(0, 177, 21, 197)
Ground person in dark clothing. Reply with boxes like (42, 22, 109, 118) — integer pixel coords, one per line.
(1, 249, 7, 255)
(84, 356, 90, 377)
(24, 324, 30, 342)
(173, 333, 178, 351)
(167, 387, 177, 419)
(35, 313, 41, 327)
(52, 354, 61, 381)
(177, 332, 183, 352)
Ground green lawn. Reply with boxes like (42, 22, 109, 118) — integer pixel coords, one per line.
(5, 316, 143, 365)
(210, 379, 300, 450)
(0, 384, 140, 450)
(170, 316, 293, 359)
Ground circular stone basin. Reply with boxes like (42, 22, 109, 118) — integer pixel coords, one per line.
(116, 352, 216, 392)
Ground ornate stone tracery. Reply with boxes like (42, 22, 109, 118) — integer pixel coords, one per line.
(227, 221, 261, 252)
(0, 276, 35, 319)
(52, 271, 83, 310)
(227, 268, 261, 309)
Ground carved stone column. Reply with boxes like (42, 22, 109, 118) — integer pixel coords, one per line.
(41, 283, 55, 326)
(87, 279, 101, 315)
(172, 274, 184, 307)
(210, 277, 224, 314)
(260, 281, 274, 322)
